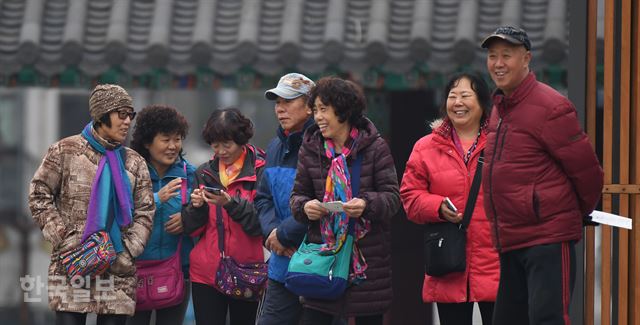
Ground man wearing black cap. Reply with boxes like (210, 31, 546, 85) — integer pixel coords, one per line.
(255, 73, 315, 325)
(480, 27, 603, 324)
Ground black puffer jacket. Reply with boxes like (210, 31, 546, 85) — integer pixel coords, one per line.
(290, 118, 400, 317)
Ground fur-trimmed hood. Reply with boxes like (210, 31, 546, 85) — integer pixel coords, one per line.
(429, 117, 489, 140)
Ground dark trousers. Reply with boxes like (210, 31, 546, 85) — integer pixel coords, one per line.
(256, 279, 303, 325)
(55, 312, 126, 325)
(493, 241, 576, 325)
(126, 279, 191, 325)
(437, 301, 494, 325)
(300, 307, 381, 325)
(191, 281, 258, 325)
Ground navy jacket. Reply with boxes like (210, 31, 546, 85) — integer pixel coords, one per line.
(255, 119, 313, 282)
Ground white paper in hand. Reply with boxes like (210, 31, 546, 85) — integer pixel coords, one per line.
(320, 201, 344, 213)
(590, 210, 633, 229)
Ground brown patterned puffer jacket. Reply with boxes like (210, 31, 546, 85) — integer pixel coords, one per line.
(290, 118, 401, 317)
(29, 130, 154, 315)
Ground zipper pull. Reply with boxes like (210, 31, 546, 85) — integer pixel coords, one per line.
(438, 238, 443, 247)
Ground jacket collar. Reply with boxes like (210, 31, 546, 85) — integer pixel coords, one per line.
(277, 118, 314, 152)
(148, 157, 191, 182)
(493, 72, 537, 115)
(202, 144, 266, 185)
(431, 118, 489, 145)
(303, 117, 380, 158)
(90, 125, 120, 151)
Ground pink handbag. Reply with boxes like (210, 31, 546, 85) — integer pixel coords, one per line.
(135, 242, 184, 311)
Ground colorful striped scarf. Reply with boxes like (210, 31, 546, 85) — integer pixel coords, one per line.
(320, 127, 370, 282)
(80, 122, 133, 253)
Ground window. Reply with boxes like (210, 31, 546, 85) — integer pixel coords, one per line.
(0, 91, 23, 222)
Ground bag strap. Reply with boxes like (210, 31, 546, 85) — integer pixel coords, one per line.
(181, 161, 189, 206)
(347, 153, 364, 232)
(174, 237, 183, 257)
(460, 150, 484, 230)
(216, 205, 226, 256)
(350, 153, 363, 197)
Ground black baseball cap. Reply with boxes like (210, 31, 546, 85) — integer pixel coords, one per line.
(481, 26, 531, 51)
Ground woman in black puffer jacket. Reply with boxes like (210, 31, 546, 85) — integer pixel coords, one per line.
(290, 77, 401, 325)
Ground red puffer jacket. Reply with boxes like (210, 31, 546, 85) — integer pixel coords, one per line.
(483, 72, 603, 253)
(401, 119, 499, 303)
(182, 144, 266, 286)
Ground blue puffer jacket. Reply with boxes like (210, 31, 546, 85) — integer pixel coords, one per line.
(137, 157, 196, 276)
(255, 119, 313, 282)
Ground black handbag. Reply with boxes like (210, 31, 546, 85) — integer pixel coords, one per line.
(424, 151, 484, 277)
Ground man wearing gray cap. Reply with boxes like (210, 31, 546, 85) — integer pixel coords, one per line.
(255, 73, 315, 325)
(29, 84, 154, 324)
(481, 27, 603, 324)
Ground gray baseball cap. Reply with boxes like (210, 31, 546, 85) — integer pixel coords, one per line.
(265, 73, 315, 100)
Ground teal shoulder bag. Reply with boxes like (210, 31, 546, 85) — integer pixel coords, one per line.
(285, 154, 363, 300)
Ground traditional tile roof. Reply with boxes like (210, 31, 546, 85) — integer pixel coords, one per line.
(0, 0, 584, 84)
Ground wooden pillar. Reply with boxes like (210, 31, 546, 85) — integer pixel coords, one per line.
(584, 0, 598, 324)
(629, 1, 640, 323)
(599, 0, 639, 324)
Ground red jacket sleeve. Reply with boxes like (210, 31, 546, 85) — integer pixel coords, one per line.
(400, 137, 446, 224)
(539, 102, 604, 216)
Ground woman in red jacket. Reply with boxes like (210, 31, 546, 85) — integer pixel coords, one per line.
(181, 108, 266, 325)
(400, 73, 499, 325)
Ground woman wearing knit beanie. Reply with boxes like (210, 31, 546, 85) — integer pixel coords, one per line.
(29, 84, 155, 325)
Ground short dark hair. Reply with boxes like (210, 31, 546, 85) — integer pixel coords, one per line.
(202, 107, 254, 145)
(130, 105, 189, 161)
(93, 112, 112, 128)
(307, 77, 367, 129)
(439, 72, 492, 121)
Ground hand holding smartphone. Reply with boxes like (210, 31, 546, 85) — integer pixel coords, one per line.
(444, 197, 458, 213)
(201, 186, 230, 206)
(203, 186, 224, 195)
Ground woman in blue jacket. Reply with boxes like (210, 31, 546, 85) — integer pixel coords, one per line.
(128, 105, 196, 325)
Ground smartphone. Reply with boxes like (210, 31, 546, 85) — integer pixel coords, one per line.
(203, 186, 224, 195)
(444, 197, 458, 213)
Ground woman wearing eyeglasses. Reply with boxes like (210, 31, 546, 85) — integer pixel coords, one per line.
(29, 84, 155, 325)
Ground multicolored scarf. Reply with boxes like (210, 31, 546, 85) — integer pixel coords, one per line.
(80, 122, 133, 253)
(320, 127, 370, 282)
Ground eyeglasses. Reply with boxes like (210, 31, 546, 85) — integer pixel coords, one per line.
(116, 109, 136, 120)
